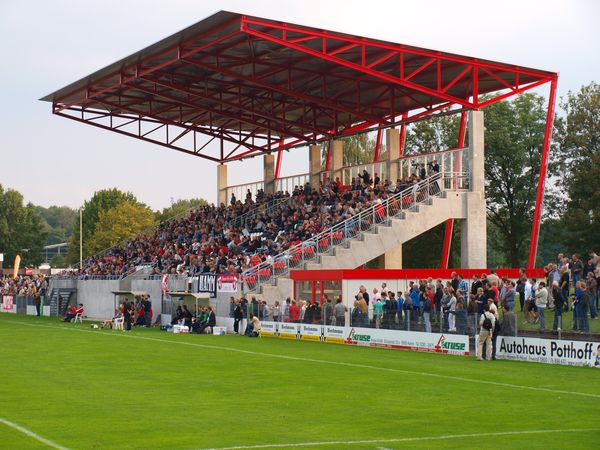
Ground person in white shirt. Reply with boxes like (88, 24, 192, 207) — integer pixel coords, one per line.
(447, 289, 457, 332)
(524, 279, 535, 323)
(477, 304, 496, 361)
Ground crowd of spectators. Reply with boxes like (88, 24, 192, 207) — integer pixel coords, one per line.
(68, 169, 432, 279)
(0, 274, 48, 297)
(225, 251, 599, 340)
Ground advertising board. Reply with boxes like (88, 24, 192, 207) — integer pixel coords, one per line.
(494, 336, 600, 367)
(259, 322, 469, 356)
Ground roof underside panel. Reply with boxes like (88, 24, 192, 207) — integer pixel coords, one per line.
(43, 11, 556, 163)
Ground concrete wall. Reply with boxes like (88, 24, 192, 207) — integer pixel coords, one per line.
(76, 279, 120, 319)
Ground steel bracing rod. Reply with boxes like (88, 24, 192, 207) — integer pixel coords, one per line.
(137, 75, 330, 137)
(181, 56, 386, 126)
(127, 83, 307, 142)
(227, 103, 465, 162)
(57, 102, 272, 161)
(527, 77, 558, 269)
(53, 109, 221, 163)
(241, 17, 555, 80)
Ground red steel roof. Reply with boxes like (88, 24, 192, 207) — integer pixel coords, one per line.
(43, 11, 557, 163)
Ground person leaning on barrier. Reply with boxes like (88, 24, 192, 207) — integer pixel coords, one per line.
(449, 299, 468, 335)
(501, 304, 516, 336)
(333, 298, 347, 327)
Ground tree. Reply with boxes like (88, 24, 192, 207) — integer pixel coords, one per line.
(87, 202, 156, 254)
(36, 205, 77, 245)
(405, 113, 461, 154)
(0, 185, 47, 267)
(550, 82, 600, 254)
(483, 93, 547, 267)
(68, 188, 137, 262)
(156, 198, 208, 222)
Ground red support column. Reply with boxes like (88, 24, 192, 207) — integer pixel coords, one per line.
(441, 110, 467, 268)
(275, 140, 283, 179)
(398, 113, 407, 157)
(528, 77, 558, 269)
(324, 139, 332, 171)
(373, 128, 383, 162)
(441, 219, 454, 269)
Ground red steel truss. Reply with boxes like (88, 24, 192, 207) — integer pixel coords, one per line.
(42, 11, 558, 267)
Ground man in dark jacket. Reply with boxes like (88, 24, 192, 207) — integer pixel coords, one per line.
(233, 300, 244, 334)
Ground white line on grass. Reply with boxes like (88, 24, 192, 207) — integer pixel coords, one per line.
(0, 417, 70, 450)
(7, 320, 600, 400)
(195, 428, 600, 450)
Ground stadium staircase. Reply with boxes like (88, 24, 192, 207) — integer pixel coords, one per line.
(47, 278, 77, 316)
(242, 171, 470, 304)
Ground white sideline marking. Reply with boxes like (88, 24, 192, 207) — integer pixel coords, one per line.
(6, 320, 600, 400)
(0, 417, 70, 450)
(196, 428, 600, 450)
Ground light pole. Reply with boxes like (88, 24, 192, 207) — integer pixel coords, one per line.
(79, 208, 83, 270)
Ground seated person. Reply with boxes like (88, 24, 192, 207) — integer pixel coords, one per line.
(245, 313, 261, 337)
(75, 304, 84, 317)
(196, 306, 216, 334)
(63, 305, 77, 322)
(101, 309, 123, 328)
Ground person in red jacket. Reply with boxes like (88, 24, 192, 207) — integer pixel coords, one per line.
(63, 305, 77, 322)
(289, 299, 301, 323)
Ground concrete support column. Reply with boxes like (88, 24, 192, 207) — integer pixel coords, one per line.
(381, 244, 403, 269)
(331, 140, 344, 184)
(460, 110, 487, 268)
(309, 144, 322, 189)
(386, 128, 401, 183)
(263, 154, 275, 195)
(217, 164, 228, 206)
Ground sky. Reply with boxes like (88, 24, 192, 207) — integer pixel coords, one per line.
(0, 0, 598, 211)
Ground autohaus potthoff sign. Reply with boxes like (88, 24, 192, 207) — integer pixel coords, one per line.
(496, 337, 600, 367)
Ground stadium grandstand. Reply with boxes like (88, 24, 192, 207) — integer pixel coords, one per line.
(39, 10, 561, 319)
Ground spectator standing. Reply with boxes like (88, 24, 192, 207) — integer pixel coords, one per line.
(535, 282, 549, 331)
(334, 298, 347, 326)
(422, 294, 432, 333)
(233, 300, 244, 334)
(586, 272, 598, 319)
(501, 304, 517, 336)
(551, 282, 566, 331)
(477, 305, 495, 361)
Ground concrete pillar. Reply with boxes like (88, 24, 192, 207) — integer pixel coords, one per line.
(217, 164, 227, 206)
(460, 110, 487, 268)
(386, 128, 401, 183)
(308, 144, 322, 190)
(380, 244, 403, 269)
(331, 140, 344, 184)
(263, 154, 275, 195)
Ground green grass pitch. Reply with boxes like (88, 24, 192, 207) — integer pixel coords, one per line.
(1, 313, 599, 450)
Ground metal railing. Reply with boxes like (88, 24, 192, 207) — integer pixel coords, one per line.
(342, 161, 388, 185)
(275, 173, 309, 193)
(242, 171, 468, 294)
(226, 181, 265, 203)
(398, 147, 468, 181)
